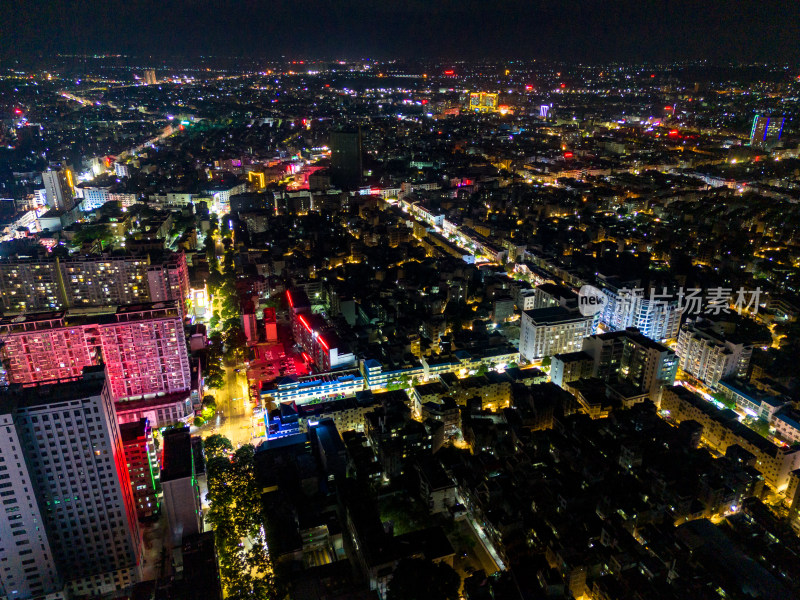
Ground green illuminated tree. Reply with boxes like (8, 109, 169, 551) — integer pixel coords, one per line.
(204, 434, 233, 460)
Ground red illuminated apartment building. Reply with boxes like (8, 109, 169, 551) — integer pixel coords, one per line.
(0, 301, 191, 400)
(287, 288, 355, 371)
(120, 418, 161, 520)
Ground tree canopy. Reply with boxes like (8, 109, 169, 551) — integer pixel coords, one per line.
(203, 433, 233, 459)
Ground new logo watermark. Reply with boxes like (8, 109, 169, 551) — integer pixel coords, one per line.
(578, 285, 763, 317)
(578, 285, 606, 316)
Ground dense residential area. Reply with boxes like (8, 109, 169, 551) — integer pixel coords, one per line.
(0, 35, 799, 600)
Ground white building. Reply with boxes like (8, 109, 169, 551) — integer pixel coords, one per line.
(114, 163, 131, 178)
(676, 319, 752, 389)
(76, 184, 112, 211)
(598, 278, 681, 342)
(519, 307, 595, 361)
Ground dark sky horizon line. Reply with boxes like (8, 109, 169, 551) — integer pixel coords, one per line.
(2, 0, 799, 66)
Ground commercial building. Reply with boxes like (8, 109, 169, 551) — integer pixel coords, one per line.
(749, 114, 784, 149)
(0, 301, 191, 401)
(202, 181, 248, 214)
(468, 92, 500, 113)
(261, 370, 365, 406)
(120, 418, 160, 520)
(288, 288, 355, 371)
(295, 313, 355, 371)
(41, 169, 75, 211)
(267, 393, 380, 437)
(676, 319, 753, 389)
(143, 69, 157, 85)
(519, 306, 594, 361)
(115, 391, 195, 429)
(0, 367, 142, 596)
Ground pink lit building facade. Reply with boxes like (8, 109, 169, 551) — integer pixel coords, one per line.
(0, 301, 191, 401)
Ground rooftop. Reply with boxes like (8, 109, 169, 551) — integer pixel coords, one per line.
(161, 427, 194, 482)
(0, 366, 107, 414)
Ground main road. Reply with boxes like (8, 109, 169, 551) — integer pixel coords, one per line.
(199, 363, 258, 447)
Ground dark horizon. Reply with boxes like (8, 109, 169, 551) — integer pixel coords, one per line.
(2, 0, 799, 65)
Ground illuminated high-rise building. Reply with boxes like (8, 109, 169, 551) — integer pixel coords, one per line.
(330, 128, 362, 190)
(749, 114, 784, 149)
(120, 418, 160, 520)
(0, 301, 191, 401)
(143, 69, 157, 85)
(519, 307, 595, 361)
(41, 169, 75, 211)
(0, 367, 142, 596)
(0, 414, 62, 599)
(0, 253, 189, 315)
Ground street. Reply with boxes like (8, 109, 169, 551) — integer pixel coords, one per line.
(198, 363, 258, 447)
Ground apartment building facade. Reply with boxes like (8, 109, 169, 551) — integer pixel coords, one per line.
(0, 302, 191, 401)
(0, 253, 189, 315)
(0, 368, 142, 597)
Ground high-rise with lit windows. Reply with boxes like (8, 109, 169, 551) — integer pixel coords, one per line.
(0, 413, 62, 599)
(0, 302, 191, 400)
(119, 418, 160, 520)
(0, 253, 189, 315)
(41, 169, 75, 212)
(0, 367, 142, 597)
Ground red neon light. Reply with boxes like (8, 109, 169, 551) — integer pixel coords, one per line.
(664, 106, 673, 110)
(525, 85, 533, 91)
(298, 314, 312, 333)
(14, 108, 22, 115)
(669, 130, 679, 137)
(560, 83, 566, 88)
(302, 352, 311, 362)
(286, 290, 293, 308)
(444, 70, 454, 76)
(563, 152, 574, 158)
(318, 336, 329, 350)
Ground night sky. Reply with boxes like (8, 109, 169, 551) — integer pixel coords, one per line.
(1, 0, 798, 63)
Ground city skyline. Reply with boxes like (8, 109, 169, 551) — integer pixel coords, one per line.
(0, 6, 799, 597)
